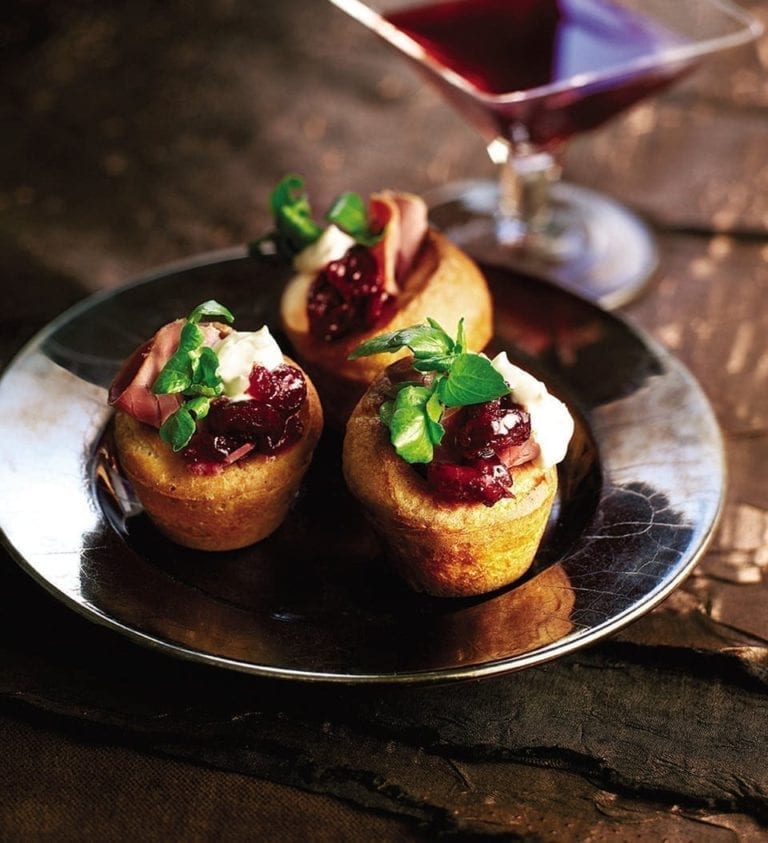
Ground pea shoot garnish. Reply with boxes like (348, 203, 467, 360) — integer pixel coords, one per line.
(251, 174, 383, 258)
(324, 190, 382, 248)
(152, 300, 234, 451)
(349, 319, 510, 464)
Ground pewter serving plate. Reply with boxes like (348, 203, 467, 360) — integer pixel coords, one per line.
(0, 250, 725, 683)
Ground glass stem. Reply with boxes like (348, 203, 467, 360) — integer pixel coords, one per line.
(490, 140, 561, 248)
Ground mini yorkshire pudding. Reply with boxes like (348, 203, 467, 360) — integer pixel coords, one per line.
(114, 358, 322, 551)
(109, 299, 324, 551)
(343, 362, 559, 598)
(280, 212, 493, 425)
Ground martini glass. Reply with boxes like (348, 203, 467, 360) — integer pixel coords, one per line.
(328, 0, 763, 307)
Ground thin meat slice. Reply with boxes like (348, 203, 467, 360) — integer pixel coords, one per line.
(368, 190, 428, 294)
(109, 320, 225, 428)
(497, 438, 541, 468)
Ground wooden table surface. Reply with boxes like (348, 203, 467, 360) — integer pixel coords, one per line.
(2, 1, 767, 839)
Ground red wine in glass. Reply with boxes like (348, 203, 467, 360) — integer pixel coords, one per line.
(330, 0, 763, 306)
(386, 0, 691, 149)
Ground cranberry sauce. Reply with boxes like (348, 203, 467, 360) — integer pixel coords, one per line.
(307, 245, 397, 342)
(181, 364, 307, 472)
(428, 396, 533, 507)
(453, 398, 531, 460)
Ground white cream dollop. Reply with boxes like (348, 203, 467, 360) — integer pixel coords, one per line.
(491, 351, 574, 469)
(293, 225, 356, 274)
(214, 326, 284, 400)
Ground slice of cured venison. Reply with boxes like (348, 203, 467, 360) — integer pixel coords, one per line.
(497, 438, 541, 468)
(367, 190, 428, 295)
(109, 320, 226, 428)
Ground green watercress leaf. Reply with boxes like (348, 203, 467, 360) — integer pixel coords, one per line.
(192, 346, 223, 391)
(280, 203, 324, 248)
(152, 365, 191, 395)
(269, 174, 323, 255)
(353, 318, 511, 465)
(159, 407, 196, 452)
(153, 329, 198, 395)
(411, 355, 454, 374)
(253, 175, 405, 259)
(152, 322, 206, 395)
(269, 173, 305, 215)
(150, 300, 237, 451)
(453, 317, 466, 355)
(326, 191, 366, 232)
(325, 191, 382, 247)
(438, 353, 510, 407)
(185, 396, 212, 420)
(188, 300, 234, 325)
(425, 388, 445, 446)
(409, 332, 454, 360)
(185, 382, 222, 399)
(394, 384, 431, 409)
(348, 323, 454, 361)
(390, 405, 434, 464)
(385, 383, 445, 463)
(179, 320, 205, 349)
(379, 399, 395, 427)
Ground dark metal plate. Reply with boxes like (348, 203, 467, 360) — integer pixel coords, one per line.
(0, 249, 724, 682)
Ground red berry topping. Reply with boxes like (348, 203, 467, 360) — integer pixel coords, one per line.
(455, 398, 531, 460)
(426, 395, 533, 506)
(427, 457, 513, 506)
(260, 363, 307, 413)
(181, 363, 307, 471)
(307, 245, 397, 341)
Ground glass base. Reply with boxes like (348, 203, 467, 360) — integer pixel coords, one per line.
(426, 179, 659, 309)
